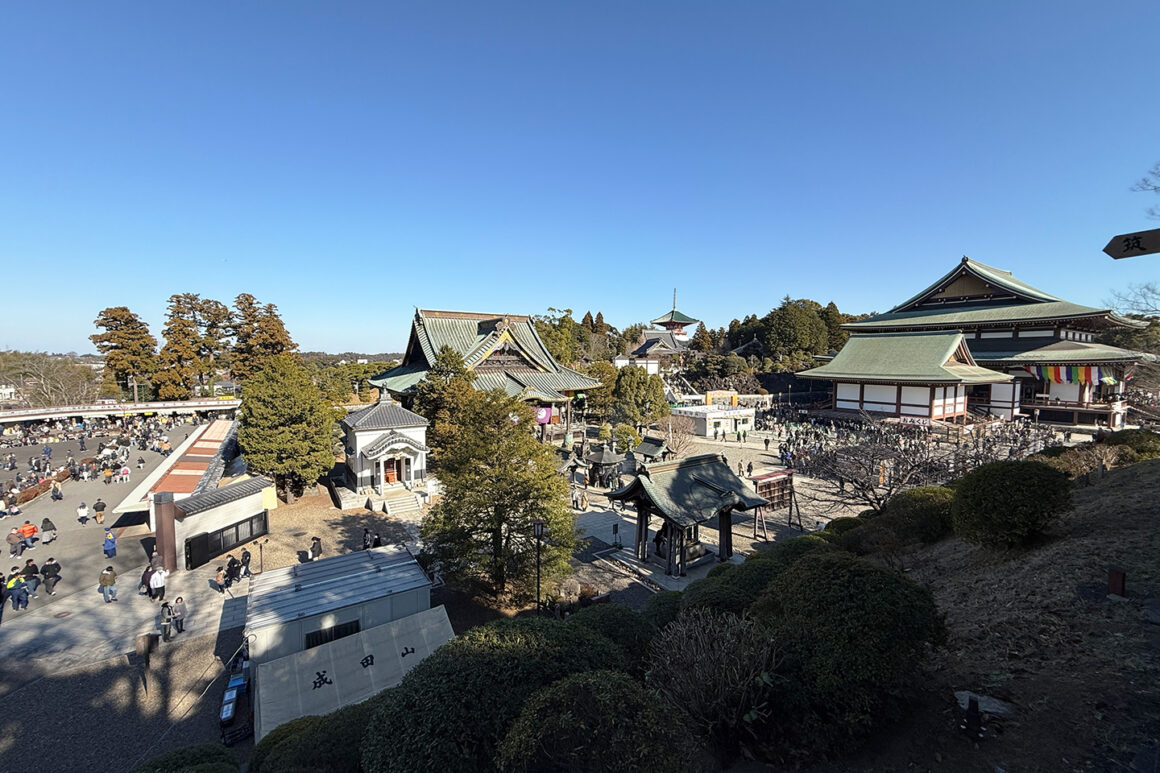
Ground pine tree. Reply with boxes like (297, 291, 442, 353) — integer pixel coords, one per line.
(689, 322, 715, 352)
(237, 354, 337, 501)
(154, 293, 203, 400)
(412, 346, 476, 473)
(420, 389, 577, 600)
(581, 311, 595, 331)
(231, 294, 298, 382)
(593, 311, 608, 336)
(91, 307, 157, 401)
(611, 366, 670, 428)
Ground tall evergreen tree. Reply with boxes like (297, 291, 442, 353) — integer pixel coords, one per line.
(689, 322, 715, 352)
(154, 293, 203, 400)
(420, 389, 577, 600)
(611, 366, 670, 428)
(581, 360, 617, 421)
(237, 354, 337, 501)
(91, 307, 157, 401)
(593, 311, 608, 336)
(412, 346, 476, 473)
(197, 298, 234, 388)
(581, 311, 595, 331)
(231, 294, 298, 381)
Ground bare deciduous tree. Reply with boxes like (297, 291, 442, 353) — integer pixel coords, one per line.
(666, 415, 698, 458)
(1132, 161, 1160, 220)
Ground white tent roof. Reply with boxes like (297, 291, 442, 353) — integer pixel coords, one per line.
(254, 604, 455, 742)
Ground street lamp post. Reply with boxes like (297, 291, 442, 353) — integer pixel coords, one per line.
(254, 538, 269, 574)
(533, 518, 545, 616)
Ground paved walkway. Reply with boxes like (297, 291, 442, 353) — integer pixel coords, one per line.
(0, 423, 251, 679)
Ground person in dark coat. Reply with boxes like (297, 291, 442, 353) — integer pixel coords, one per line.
(40, 517, 57, 544)
(159, 602, 174, 642)
(370, 533, 382, 548)
(140, 565, 155, 598)
(41, 557, 61, 596)
(362, 529, 372, 550)
(239, 548, 252, 578)
(224, 554, 240, 587)
(309, 536, 322, 561)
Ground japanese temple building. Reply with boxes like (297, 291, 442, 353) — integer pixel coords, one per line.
(370, 309, 601, 426)
(801, 257, 1146, 427)
(651, 291, 699, 342)
(608, 454, 767, 576)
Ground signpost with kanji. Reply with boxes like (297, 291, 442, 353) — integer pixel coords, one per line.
(1103, 228, 1160, 259)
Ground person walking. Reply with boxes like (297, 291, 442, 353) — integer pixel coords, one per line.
(159, 602, 174, 642)
(171, 596, 187, 634)
(18, 521, 38, 551)
(240, 547, 252, 578)
(40, 517, 57, 545)
(98, 566, 118, 603)
(224, 554, 240, 588)
(41, 557, 61, 596)
(102, 530, 117, 559)
(76, 502, 90, 526)
(92, 498, 106, 524)
(140, 565, 155, 597)
(149, 567, 167, 602)
(7, 529, 23, 558)
(21, 559, 40, 598)
(362, 529, 372, 551)
(309, 536, 322, 562)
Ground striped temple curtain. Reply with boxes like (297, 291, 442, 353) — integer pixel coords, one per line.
(1023, 365, 1117, 385)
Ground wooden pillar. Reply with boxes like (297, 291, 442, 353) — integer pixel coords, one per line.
(666, 524, 674, 576)
(635, 506, 649, 561)
(153, 492, 178, 573)
(718, 508, 733, 561)
(678, 528, 687, 576)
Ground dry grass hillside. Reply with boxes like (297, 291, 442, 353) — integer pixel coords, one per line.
(805, 459, 1160, 773)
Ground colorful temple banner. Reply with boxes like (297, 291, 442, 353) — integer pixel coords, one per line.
(1022, 365, 1117, 385)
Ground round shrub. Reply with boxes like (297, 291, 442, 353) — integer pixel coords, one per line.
(497, 670, 699, 772)
(746, 534, 836, 569)
(567, 603, 657, 675)
(877, 485, 954, 544)
(251, 716, 318, 773)
(706, 561, 736, 578)
(1103, 428, 1160, 458)
(752, 552, 944, 753)
(130, 744, 238, 773)
(680, 575, 752, 616)
(640, 590, 683, 630)
(823, 516, 862, 535)
(256, 700, 373, 773)
(360, 617, 625, 773)
(952, 460, 1072, 547)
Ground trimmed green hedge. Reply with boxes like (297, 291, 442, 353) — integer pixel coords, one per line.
(823, 516, 862, 534)
(130, 744, 238, 773)
(360, 617, 625, 773)
(679, 575, 752, 616)
(254, 700, 373, 773)
(1103, 428, 1160, 458)
(752, 551, 944, 753)
(567, 604, 657, 676)
(952, 460, 1072, 547)
(497, 670, 698, 772)
(640, 590, 683, 630)
(877, 485, 955, 544)
(745, 534, 837, 572)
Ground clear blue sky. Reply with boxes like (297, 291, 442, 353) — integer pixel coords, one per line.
(2, 2, 1159, 355)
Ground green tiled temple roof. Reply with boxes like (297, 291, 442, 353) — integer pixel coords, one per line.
(651, 308, 698, 325)
(370, 309, 601, 400)
(798, 331, 1010, 385)
(607, 454, 766, 528)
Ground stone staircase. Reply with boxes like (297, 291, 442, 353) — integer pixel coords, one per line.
(372, 486, 423, 518)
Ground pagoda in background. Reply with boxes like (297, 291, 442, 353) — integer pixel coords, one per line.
(650, 289, 699, 343)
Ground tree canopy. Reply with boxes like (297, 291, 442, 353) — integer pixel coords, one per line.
(420, 388, 577, 600)
(611, 366, 670, 428)
(91, 306, 157, 399)
(412, 346, 477, 473)
(231, 293, 298, 382)
(237, 354, 337, 500)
